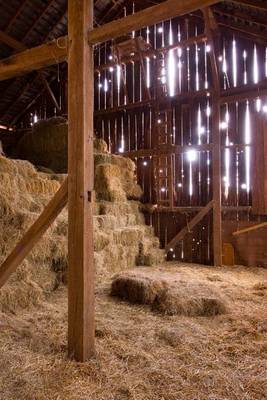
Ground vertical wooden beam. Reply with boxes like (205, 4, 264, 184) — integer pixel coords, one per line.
(68, 0, 95, 361)
(203, 7, 222, 266)
(212, 96, 222, 266)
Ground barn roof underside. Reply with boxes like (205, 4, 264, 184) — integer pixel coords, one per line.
(0, 0, 267, 127)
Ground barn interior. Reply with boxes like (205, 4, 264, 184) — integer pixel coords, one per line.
(0, 0, 266, 399)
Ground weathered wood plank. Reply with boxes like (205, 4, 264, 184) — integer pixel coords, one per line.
(68, 0, 95, 361)
(0, 36, 68, 81)
(165, 200, 214, 253)
(88, 0, 219, 44)
(0, 179, 68, 289)
(233, 222, 267, 236)
(203, 7, 222, 266)
(252, 113, 267, 215)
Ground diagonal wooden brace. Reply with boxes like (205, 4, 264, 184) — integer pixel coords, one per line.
(165, 200, 214, 253)
(0, 178, 68, 289)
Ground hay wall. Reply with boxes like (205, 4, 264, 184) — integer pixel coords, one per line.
(0, 143, 164, 313)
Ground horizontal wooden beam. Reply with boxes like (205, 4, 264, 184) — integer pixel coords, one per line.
(88, 0, 219, 44)
(233, 221, 267, 236)
(121, 144, 212, 159)
(220, 79, 267, 104)
(0, 36, 68, 82)
(0, 179, 68, 289)
(144, 205, 252, 214)
(95, 34, 207, 73)
(165, 200, 214, 252)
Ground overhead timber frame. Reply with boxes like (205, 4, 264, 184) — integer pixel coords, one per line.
(0, 0, 219, 361)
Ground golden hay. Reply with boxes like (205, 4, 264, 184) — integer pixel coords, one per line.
(0, 263, 266, 400)
(111, 268, 227, 316)
(0, 148, 164, 312)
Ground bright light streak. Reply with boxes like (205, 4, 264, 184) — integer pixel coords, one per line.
(167, 23, 175, 97)
(256, 97, 261, 112)
(146, 27, 150, 88)
(232, 38, 237, 87)
(243, 50, 248, 85)
(186, 150, 197, 162)
(195, 28, 200, 91)
(197, 105, 203, 145)
(104, 78, 108, 92)
(33, 114, 38, 123)
(220, 121, 228, 130)
(222, 47, 227, 74)
(116, 64, 121, 98)
(146, 57, 150, 88)
(253, 45, 259, 84)
(224, 148, 230, 198)
(244, 101, 251, 193)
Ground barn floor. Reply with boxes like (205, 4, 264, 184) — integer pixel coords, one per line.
(0, 263, 266, 400)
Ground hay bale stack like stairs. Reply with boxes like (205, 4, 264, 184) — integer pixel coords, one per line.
(0, 131, 165, 312)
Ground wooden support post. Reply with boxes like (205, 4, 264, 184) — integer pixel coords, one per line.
(203, 7, 222, 266)
(68, 0, 95, 361)
(212, 97, 222, 266)
(0, 179, 68, 289)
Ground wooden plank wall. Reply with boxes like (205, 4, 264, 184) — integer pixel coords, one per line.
(93, 12, 267, 265)
(15, 10, 267, 266)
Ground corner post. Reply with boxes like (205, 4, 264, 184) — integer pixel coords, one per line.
(203, 7, 222, 266)
(68, 0, 95, 361)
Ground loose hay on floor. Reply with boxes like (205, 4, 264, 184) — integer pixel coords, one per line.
(0, 263, 266, 400)
(111, 268, 227, 316)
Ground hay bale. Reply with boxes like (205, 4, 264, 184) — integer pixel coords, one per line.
(111, 274, 165, 304)
(111, 269, 227, 317)
(94, 138, 108, 153)
(153, 288, 226, 316)
(16, 117, 68, 173)
(95, 163, 126, 202)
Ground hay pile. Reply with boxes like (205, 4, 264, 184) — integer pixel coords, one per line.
(0, 155, 67, 312)
(15, 117, 68, 173)
(0, 142, 164, 312)
(111, 268, 227, 316)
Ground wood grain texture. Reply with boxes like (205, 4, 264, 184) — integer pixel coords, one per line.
(68, 0, 95, 361)
(165, 200, 214, 253)
(0, 36, 67, 81)
(88, 0, 219, 44)
(252, 114, 267, 215)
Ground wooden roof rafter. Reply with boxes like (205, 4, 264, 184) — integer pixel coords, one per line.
(231, 0, 267, 12)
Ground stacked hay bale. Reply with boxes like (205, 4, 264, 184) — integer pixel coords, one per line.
(0, 132, 164, 312)
(15, 117, 68, 173)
